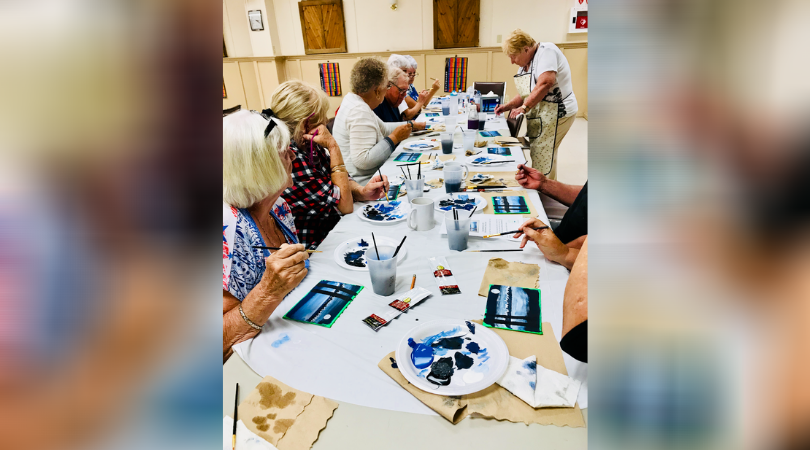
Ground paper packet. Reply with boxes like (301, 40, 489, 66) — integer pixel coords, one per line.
(427, 256, 461, 295)
(362, 286, 432, 331)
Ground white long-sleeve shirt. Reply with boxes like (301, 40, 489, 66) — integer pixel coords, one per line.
(333, 93, 403, 183)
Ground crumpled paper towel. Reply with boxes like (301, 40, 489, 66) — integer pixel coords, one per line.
(497, 355, 581, 408)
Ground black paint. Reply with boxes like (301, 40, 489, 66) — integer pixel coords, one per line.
(465, 321, 476, 334)
(431, 336, 464, 350)
(344, 250, 366, 267)
(454, 352, 474, 370)
(426, 357, 454, 386)
(466, 342, 480, 354)
(389, 357, 398, 369)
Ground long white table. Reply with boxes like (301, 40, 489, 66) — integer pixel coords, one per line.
(227, 110, 587, 447)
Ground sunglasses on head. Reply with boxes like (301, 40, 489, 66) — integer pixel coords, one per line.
(251, 109, 278, 137)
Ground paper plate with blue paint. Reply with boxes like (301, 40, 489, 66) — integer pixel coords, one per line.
(333, 235, 408, 271)
(395, 319, 509, 395)
(404, 139, 440, 151)
(357, 200, 410, 224)
(433, 193, 485, 214)
(468, 154, 509, 167)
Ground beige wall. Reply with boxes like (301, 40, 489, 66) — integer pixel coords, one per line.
(227, 0, 587, 57)
(223, 44, 587, 118)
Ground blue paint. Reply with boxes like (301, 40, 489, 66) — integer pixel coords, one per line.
(358, 239, 369, 247)
(529, 381, 536, 390)
(271, 334, 290, 348)
(418, 368, 430, 378)
(389, 357, 398, 369)
(408, 338, 435, 369)
(522, 360, 537, 373)
(344, 250, 366, 267)
(466, 342, 480, 354)
(465, 321, 476, 334)
(431, 336, 464, 350)
(454, 352, 474, 370)
(363, 202, 405, 221)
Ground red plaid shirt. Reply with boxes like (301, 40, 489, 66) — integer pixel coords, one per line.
(281, 140, 346, 249)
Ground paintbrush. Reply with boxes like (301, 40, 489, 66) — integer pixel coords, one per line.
(371, 232, 380, 260)
(468, 206, 478, 217)
(417, 159, 421, 179)
(392, 235, 407, 258)
(406, 165, 411, 180)
(479, 160, 516, 164)
(378, 169, 390, 201)
(465, 249, 524, 252)
(481, 226, 549, 238)
(232, 383, 239, 450)
(399, 166, 408, 180)
(410, 274, 416, 289)
(252, 246, 322, 253)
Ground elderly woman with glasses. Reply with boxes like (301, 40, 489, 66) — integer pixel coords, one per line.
(387, 54, 440, 120)
(373, 67, 430, 128)
(222, 110, 309, 361)
(332, 58, 423, 183)
(268, 80, 390, 249)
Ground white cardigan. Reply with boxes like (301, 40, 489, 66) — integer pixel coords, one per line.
(333, 93, 403, 184)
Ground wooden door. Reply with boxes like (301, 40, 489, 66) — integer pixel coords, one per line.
(434, 0, 479, 49)
(299, 0, 347, 55)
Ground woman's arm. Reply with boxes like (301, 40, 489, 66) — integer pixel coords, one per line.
(562, 238, 587, 337)
(349, 115, 410, 171)
(522, 71, 556, 110)
(223, 289, 278, 362)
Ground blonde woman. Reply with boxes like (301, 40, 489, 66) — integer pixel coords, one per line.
(269, 80, 390, 248)
(222, 110, 309, 361)
(494, 29, 578, 180)
(332, 57, 413, 183)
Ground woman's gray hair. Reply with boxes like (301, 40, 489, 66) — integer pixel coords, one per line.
(388, 67, 408, 85)
(405, 55, 417, 70)
(351, 57, 389, 94)
(387, 54, 412, 71)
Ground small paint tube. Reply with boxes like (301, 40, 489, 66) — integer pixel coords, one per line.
(426, 256, 461, 295)
(388, 286, 431, 312)
(363, 287, 432, 331)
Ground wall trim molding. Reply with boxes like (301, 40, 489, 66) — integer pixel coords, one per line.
(223, 41, 587, 63)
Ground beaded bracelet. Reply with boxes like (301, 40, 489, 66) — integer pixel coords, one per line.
(238, 304, 263, 330)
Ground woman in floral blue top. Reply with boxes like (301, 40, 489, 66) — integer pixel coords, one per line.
(222, 109, 309, 361)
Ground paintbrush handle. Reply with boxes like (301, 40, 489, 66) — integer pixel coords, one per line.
(251, 246, 322, 253)
(482, 226, 549, 238)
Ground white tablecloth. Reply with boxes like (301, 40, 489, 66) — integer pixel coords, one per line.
(233, 112, 587, 415)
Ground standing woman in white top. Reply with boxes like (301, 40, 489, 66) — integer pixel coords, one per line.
(332, 58, 413, 183)
(494, 29, 578, 180)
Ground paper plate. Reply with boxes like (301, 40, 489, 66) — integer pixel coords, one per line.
(356, 200, 410, 224)
(433, 193, 485, 213)
(468, 154, 511, 166)
(395, 320, 509, 396)
(404, 139, 440, 151)
(333, 235, 407, 271)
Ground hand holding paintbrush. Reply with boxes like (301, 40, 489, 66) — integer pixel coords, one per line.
(511, 218, 573, 265)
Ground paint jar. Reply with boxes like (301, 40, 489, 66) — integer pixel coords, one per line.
(403, 178, 425, 203)
(478, 112, 487, 130)
(440, 132, 453, 154)
(443, 162, 468, 194)
(441, 97, 450, 115)
(445, 210, 472, 251)
(462, 130, 476, 151)
(366, 246, 397, 296)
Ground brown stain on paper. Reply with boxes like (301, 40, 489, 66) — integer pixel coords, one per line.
(252, 416, 267, 425)
(273, 419, 295, 434)
(256, 424, 270, 432)
(257, 382, 297, 409)
(490, 258, 509, 269)
(266, 413, 277, 419)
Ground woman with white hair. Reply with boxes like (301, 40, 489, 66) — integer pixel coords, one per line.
(333, 57, 413, 183)
(222, 110, 309, 361)
(387, 54, 440, 120)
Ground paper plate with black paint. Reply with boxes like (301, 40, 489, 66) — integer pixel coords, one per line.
(356, 200, 410, 224)
(433, 192, 485, 213)
(395, 319, 509, 396)
(333, 235, 408, 271)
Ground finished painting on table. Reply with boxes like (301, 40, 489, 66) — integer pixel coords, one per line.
(487, 147, 512, 156)
(491, 196, 530, 214)
(394, 152, 422, 163)
(284, 280, 364, 328)
(483, 284, 542, 334)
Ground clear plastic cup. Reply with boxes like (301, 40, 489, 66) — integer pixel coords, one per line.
(445, 116, 457, 131)
(445, 210, 472, 251)
(441, 97, 450, 115)
(403, 178, 425, 203)
(478, 112, 487, 130)
(463, 130, 476, 151)
(440, 132, 454, 154)
(444, 164, 465, 193)
(366, 245, 397, 296)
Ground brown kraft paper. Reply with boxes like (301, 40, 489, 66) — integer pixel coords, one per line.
(378, 321, 585, 428)
(477, 258, 540, 297)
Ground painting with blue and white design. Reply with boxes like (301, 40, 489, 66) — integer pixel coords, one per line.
(284, 280, 364, 328)
(483, 284, 542, 334)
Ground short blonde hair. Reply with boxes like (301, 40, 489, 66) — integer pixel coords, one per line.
(223, 110, 291, 208)
(502, 29, 536, 56)
(269, 80, 330, 145)
(351, 57, 388, 94)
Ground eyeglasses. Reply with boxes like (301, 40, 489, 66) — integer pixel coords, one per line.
(408, 72, 418, 77)
(250, 109, 278, 137)
(389, 82, 407, 94)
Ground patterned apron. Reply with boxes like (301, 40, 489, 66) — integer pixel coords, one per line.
(514, 58, 567, 176)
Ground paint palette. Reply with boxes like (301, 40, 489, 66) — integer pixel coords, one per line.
(433, 193, 485, 213)
(333, 235, 408, 271)
(395, 319, 509, 396)
(357, 200, 410, 224)
(404, 139, 440, 151)
(468, 154, 509, 166)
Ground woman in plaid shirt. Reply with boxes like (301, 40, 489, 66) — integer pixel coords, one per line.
(271, 81, 390, 249)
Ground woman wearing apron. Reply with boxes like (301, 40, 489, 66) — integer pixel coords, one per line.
(495, 29, 578, 180)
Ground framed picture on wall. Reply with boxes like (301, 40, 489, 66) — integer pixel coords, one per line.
(248, 10, 264, 31)
(223, 80, 227, 99)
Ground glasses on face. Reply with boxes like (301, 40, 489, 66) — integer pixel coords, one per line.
(389, 82, 408, 94)
(408, 72, 418, 78)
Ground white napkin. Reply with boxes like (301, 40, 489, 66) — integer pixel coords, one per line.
(223, 416, 279, 450)
(496, 355, 581, 408)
